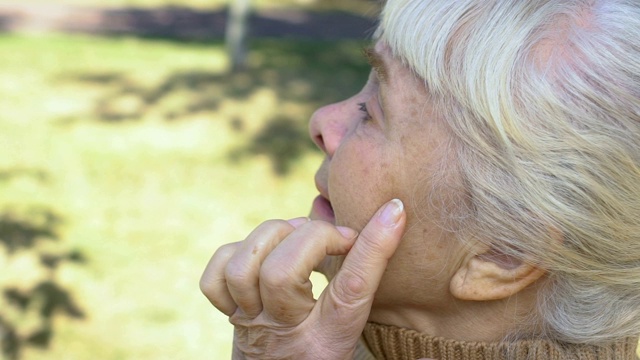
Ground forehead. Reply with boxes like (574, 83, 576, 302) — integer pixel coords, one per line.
(369, 41, 404, 78)
(368, 45, 438, 136)
(371, 40, 429, 95)
(372, 41, 403, 74)
(374, 41, 390, 56)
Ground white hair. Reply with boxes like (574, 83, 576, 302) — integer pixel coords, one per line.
(380, 0, 640, 345)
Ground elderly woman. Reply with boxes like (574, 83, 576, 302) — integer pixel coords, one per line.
(201, 0, 640, 359)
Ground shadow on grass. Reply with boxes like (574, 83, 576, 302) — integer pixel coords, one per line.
(0, 168, 49, 184)
(228, 116, 317, 175)
(61, 39, 370, 176)
(0, 14, 16, 32)
(0, 5, 378, 41)
(0, 171, 86, 360)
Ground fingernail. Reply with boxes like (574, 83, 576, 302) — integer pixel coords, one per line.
(287, 217, 309, 228)
(378, 199, 404, 227)
(336, 226, 358, 239)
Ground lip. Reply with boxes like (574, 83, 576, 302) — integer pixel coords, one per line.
(310, 194, 335, 224)
(311, 170, 335, 223)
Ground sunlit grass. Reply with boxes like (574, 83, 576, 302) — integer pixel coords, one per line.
(0, 33, 368, 359)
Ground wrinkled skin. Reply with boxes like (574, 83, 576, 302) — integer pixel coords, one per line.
(200, 202, 406, 359)
(201, 40, 448, 359)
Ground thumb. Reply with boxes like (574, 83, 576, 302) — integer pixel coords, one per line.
(319, 198, 406, 329)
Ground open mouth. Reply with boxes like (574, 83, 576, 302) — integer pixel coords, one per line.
(311, 194, 335, 224)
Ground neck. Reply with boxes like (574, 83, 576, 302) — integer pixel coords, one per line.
(368, 286, 540, 342)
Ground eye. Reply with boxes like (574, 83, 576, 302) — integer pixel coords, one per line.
(357, 102, 372, 122)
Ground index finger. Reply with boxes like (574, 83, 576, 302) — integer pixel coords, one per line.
(327, 199, 406, 310)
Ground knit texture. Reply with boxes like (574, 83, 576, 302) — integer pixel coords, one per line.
(362, 322, 640, 360)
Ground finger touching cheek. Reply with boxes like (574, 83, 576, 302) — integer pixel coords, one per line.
(329, 199, 406, 311)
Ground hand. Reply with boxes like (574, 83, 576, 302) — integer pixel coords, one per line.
(308, 207, 341, 283)
(200, 199, 406, 359)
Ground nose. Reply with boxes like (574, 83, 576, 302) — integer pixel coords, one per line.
(308, 101, 351, 158)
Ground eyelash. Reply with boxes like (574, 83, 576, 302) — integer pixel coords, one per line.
(357, 102, 372, 122)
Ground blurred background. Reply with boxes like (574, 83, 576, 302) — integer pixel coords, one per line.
(0, 0, 378, 358)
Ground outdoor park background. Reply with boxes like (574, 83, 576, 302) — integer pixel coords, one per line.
(0, 0, 377, 358)
(0, 1, 638, 359)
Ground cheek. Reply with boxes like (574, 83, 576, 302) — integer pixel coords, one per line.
(328, 137, 395, 230)
(373, 226, 462, 307)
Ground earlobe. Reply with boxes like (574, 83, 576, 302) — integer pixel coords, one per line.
(450, 250, 546, 301)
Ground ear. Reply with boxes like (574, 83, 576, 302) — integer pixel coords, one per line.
(450, 248, 545, 301)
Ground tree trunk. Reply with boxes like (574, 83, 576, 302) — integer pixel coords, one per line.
(225, 0, 251, 72)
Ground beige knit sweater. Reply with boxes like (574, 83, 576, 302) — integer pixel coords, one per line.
(353, 322, 640, 360)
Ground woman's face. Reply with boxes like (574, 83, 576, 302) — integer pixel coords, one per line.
(309, 42, 471, 329)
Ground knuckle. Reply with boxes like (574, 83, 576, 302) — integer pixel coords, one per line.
(255, 219, 294, 237)
(198, 274, 225, 298)
(213, 242, 239, 261)
(331, 271, 369, 307)
(224, 262, 253, 287)
(259, 263, 294, 289)
(198, 275, 214, 295)
(200, 242, 240, 295)
(201, 282, 225, 305)
(199, 276, 236, 315)
(355, 229, 388, 257)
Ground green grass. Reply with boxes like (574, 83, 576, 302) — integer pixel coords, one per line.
(0, 33, 369, 359)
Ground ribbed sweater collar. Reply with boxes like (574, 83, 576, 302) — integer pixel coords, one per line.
(363, 322, 639, 360)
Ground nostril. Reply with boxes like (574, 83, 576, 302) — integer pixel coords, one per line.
(308, 102, 344, 157)
(313, 134, 326, 153)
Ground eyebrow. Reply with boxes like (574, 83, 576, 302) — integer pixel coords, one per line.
(362, 46, 388, 82)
